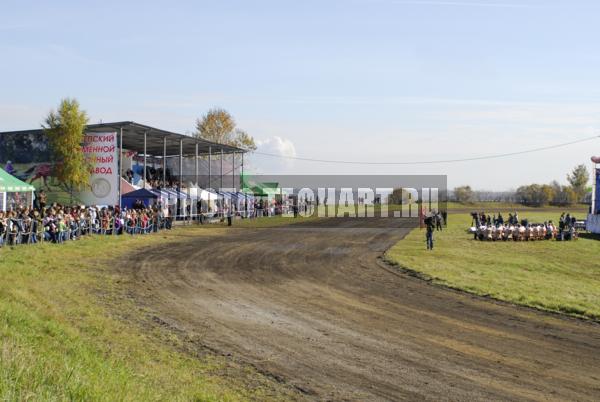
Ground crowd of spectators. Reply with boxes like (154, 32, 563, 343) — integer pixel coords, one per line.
(0, 201, 172, 248)
(124, 166, 177, 189)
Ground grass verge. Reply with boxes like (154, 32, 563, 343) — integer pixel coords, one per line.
(385, 211, 600, 320)
(0, 228, 296, 401)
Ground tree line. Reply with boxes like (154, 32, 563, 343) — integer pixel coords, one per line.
(453, 165, 591, 206)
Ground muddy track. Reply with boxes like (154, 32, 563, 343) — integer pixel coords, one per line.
(118, 218, 600, 401)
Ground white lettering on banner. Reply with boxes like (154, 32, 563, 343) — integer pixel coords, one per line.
(79, 132, 118, 205)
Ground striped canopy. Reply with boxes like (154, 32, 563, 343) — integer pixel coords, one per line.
(0, 167, 35, 192)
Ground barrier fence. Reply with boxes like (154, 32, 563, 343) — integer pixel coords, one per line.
(0, 206, 295, 248)
(0, 215, 173, 248)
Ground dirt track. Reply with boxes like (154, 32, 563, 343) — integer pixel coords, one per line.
(119, 218, 600, 401)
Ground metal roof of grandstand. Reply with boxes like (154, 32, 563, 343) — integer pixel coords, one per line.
(0, 121, 245, 156)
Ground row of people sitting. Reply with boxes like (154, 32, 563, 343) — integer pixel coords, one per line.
(469, 221, 577, 241)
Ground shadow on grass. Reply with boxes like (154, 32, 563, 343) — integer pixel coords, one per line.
(578, 232, 600, 241)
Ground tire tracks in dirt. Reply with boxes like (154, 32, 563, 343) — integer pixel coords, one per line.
(116, 218, 600, 401)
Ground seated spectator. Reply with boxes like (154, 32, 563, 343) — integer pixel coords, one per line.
(0, 211, 6, 247)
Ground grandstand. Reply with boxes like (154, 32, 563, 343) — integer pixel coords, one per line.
(0, 121, 248, 218)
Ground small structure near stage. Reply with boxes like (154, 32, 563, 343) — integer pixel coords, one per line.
(0, 167, 35, 211)
(587, 156, 600, 234)
(120, 188, 158, 209)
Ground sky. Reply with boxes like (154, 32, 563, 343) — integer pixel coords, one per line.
(1, 0, 599, 190)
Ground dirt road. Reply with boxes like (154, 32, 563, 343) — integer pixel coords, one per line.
(119, 218, 600, 401)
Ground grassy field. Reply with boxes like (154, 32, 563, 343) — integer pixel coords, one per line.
(445, 201, 589, 212)
(0, 228, 296, 401)
(2, 207, 597, 400)
(386, 211, 600, 320)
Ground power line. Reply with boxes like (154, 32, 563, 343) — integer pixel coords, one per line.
(251, 135, 600, 165)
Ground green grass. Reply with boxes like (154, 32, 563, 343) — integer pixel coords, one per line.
(445, 201, 589, 212)
(0, 229, 295, 401)
(385, 211, 600, 320)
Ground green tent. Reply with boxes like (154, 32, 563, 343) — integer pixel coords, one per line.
(0, 167, 35, 211)
(0, 168, 35, 192)
(241, 174, 281, 197)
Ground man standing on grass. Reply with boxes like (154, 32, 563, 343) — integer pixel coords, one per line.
(435, 211, 443, 231)
(425, 214, 435, 250)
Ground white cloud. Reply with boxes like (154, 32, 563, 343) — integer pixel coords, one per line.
(258, 136, 297, 158)
(250, 136, 297, 174)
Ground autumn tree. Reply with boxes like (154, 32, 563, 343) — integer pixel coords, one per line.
(43, 98, 90, 193)
(515, 184, 555, 206)
(194, 108, 257, 150)
(567, 164, 589, 202)
(453, 185, 474, 204)
(549, 180, 577, 206)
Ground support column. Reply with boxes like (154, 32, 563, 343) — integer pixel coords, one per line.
(242, 152, 246, 217)
(119, 128, 123, 178)
(232, 152, 236, 215)
(179, 139, 183, 187)
(194, 143, 199, 220)
(143, 131, 147, 187)
(232, 152, 235, 189)
(220, 149, 224, 189)
(195, 143, 199, 186)
(119, 127, 123, 207)
(220, 149, 224, 218)
(180, 139, 184, 219)
(163, 136, 167, 186)
(208, 146, 212, 189)
(592, 162, 597, 214)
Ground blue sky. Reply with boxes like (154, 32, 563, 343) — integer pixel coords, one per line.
(1, 0, 599, 189)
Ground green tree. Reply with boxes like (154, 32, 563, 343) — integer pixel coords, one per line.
(516, 184, 553, 206)
(194, 108, 257, 150)
(453, 185, 474, 204)
(540, 184, 555, 206)
(549, 180, 577, 206)
(43, 98, 90, 193)
(567, 164, 589, 202)
(516, 184, 535, 206)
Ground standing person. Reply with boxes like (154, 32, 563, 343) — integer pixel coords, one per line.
(558, 212, 566, 241)
(33, 191, 40, 210)
(0, 211, 6, 247)
(471, 212, 480, 227)
(226, 206, 232, 226)
(4, 161, 15, 175)
(425, 214, 435, 250)
(163, 203, 172, 229)
(38, 190, 47, 215)
(435, 211, 443, 231)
